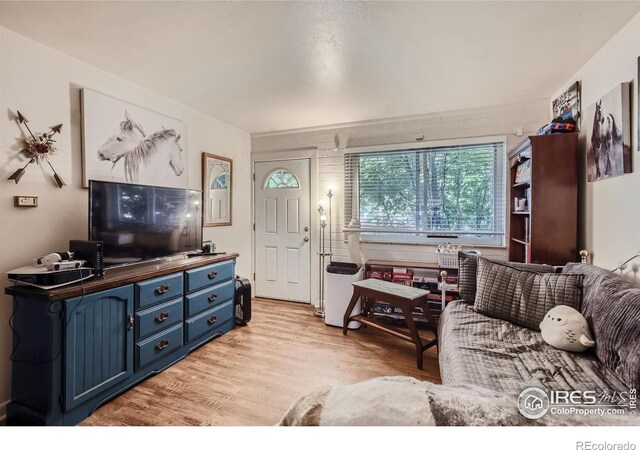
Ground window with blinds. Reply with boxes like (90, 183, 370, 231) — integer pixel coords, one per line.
(343, 139, 506, 245)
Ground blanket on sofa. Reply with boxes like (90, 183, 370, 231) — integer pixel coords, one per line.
(278, 376, 638, 426)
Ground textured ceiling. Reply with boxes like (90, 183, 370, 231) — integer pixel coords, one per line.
(0, 1, 638, 133)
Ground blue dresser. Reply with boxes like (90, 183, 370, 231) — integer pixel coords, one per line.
(5, 254, 238, 426)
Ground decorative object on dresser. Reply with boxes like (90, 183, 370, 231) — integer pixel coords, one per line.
(202, 152, 232, 227)
(5, 254, 238, 426)
(8, 111, 65, 187)
(81, 88, 188, 188)
(584, 82, 632, 182)
(508, 133, 578, 265)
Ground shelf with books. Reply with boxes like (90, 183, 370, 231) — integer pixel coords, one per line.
(364, 259, 460, 321)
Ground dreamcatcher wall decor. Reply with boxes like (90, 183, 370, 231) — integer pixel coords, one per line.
(8, 111, 66, 188)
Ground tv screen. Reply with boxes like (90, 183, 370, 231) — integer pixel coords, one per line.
(89, 180, 202, 267)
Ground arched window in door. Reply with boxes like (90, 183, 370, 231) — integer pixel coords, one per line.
(264, 169, 300, 189)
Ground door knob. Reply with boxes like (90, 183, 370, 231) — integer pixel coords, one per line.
(304, 227, 309, 232)
(303, 237, 309, 242)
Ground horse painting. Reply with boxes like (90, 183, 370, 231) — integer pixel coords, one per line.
(97, 111, 146, 163)
(82, 88, 189, 188)
(123, 129, 184, 184)
(93, 110, 186, 185)
(586, 84, 631, 182)
(590, 100, 621, 179)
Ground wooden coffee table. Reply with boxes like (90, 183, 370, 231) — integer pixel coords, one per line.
(342, 278, 438, 370)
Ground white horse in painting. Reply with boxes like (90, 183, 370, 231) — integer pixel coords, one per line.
(97, 111, 146, 163)
(96, 111, 184, 184)
(123, 129, 184, 183)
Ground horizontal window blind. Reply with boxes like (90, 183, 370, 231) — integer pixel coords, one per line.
(344, 141, 506, 241)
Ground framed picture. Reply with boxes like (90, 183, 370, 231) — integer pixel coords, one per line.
(514, 158, 531, 183)
(81, 88, 188, 188)
(552, 81, 581, 129)
(202, 152, 232, 227)
(585, 82, 632, 182)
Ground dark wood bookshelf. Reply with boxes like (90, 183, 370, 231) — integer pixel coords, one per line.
(508, 133, 578, 265)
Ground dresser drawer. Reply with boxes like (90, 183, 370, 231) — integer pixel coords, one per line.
(185, 301, 234, 342)
(186, 279, 234, 318)
(136, 273, 183, 310)
(185, 260, 234, 293)
(135, 324, 183, 371)
(135, 297, 183, 340)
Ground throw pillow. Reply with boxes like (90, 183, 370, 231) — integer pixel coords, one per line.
(458, 252, 556, 304)
(474, 258, 583, 331)
(563, 262, 640, 390)
(540, 305, 595, 352)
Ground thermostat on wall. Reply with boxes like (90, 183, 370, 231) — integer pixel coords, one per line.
(14, 196, 38, 207)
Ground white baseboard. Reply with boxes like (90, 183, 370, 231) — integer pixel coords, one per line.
(0, 400, 8, 423)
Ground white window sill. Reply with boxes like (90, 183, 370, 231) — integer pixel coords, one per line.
(358, 236, 506, 249)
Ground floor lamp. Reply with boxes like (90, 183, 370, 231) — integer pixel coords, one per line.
(314, 189, 333, 318)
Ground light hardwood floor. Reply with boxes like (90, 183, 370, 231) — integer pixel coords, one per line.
(82, 298, 441, 426)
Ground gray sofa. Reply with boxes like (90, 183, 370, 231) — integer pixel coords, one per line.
(280, 261, 639, 425)
(439, 262, 640, 395)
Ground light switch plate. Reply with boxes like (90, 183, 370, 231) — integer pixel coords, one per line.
(14, 196, 38, 207)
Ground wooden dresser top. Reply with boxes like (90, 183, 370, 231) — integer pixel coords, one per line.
(5, 253, 239, 301)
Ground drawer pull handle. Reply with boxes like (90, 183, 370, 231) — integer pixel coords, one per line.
(207, 271, 218, 280)
(155, 311, 170, 323)
(208, 293, 218, 302)
(155, 339, 170, 351)
(207, 316, 218, 325)
(154, 284, 171, 295)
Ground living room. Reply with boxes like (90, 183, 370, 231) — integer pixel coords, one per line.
(0, 0, 639, 446)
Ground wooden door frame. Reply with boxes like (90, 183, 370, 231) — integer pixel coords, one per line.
(251, 151, 318, 304)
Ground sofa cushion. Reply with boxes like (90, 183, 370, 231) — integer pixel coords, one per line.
(474, 258, 583, 330)
(458, 252, 556, 304)
(438, 301, 629, 394)
(562, 262, 640, 389)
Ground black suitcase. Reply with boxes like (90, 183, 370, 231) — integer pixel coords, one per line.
(234, 276, 252, 325)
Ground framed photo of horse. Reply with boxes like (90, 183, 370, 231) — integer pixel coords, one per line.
(81, 88, 188, 189)
(584, 82, 632, 182)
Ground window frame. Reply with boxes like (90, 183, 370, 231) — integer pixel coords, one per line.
(344, 136, 508, 247)
(263, 168, 301, 190)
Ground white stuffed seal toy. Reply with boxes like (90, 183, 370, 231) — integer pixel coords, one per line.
(540, 305, 595, 353)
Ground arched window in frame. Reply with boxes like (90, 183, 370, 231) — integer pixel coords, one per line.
(263, 169, 300, 189)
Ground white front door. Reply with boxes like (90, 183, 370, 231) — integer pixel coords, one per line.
(254, 159, 311, 303)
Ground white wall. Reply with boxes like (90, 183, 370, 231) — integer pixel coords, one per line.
(0, 27, 252, 418)
(252, 101, 550, 304)
(552, 11, 640, 274)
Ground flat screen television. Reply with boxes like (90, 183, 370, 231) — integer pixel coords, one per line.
(89, 180, 202, 267)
